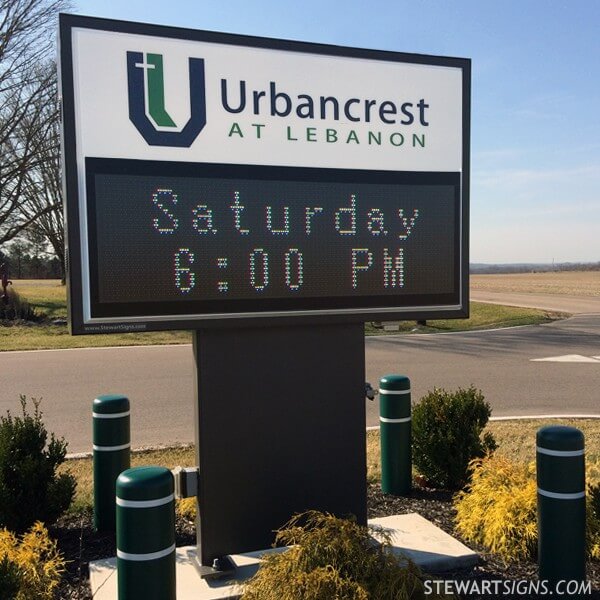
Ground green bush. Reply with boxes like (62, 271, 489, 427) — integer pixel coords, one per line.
(241, 511, 448, 600)
(412, 386, 497, 489)
(0, 396, 76, 533)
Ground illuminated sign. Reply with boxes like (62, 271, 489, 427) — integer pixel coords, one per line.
(60, 15, 470, 333)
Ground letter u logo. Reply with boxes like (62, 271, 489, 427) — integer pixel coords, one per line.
(127, 52, 207, 147)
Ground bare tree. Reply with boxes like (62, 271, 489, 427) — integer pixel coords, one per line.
(0, 0, 70, 248)
(17, 62, 64, 276)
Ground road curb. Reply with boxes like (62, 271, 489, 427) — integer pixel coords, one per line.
(489, 414, 600, 421)
(68, 417, 600, 458)
(366, 414, 600, 432)
(67, 442, 194, 460)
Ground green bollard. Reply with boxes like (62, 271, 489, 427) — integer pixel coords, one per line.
(380, 374, 411, 495)
(117, 467, 176, 600)
(93, 394, 131, 532)
(537, 426, 586, 589)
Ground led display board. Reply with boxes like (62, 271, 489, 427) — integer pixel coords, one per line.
(60, 15, 470, 333)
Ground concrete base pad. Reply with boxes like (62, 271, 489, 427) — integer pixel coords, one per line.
(90, 513, 478, 600)
(369, 514, 479, 572)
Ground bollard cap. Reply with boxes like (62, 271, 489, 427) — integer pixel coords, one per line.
(117, 466, 174, 501)
(537, 425, 584, 452)
(94, 394, 129, 414)
(379, 375, 410, 391)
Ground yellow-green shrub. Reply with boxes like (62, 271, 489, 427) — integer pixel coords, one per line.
(0, 522, 65, 599)
(455, 455, 600, 563)
(176, 497, 196, 521)
(241, 511, 449, 600)
(454, 455, 537, 562)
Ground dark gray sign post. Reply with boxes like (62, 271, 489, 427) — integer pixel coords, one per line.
(60, 14, 469, 573)
(193, 324, 366, 566)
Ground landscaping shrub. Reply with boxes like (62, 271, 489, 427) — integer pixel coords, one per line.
(0, 396, 76, 532)
(177, 497, 197, 521)
(0, 288, 40, 322)
(454, 455, 537, 562)
(412, 386, 497, 489)
(0, 522, 66, 599)
(241, 511, 447, 600)
(455, 455, 600, 562)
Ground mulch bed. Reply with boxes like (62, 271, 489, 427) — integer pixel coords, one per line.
(53, 483, 600, 599)
(368, 484, 600, 599)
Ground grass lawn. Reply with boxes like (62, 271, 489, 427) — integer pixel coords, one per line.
(0, 323, 191, 351)
(1, 279, 565, 351)
(9, 279, 68, 319)
(364, 301, 563, 336)
(367, 418, 600, 484)
(63, 418, 600, 513)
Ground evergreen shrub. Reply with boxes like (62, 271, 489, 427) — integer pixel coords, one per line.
(0, 396, 76, 532)
(412, 386, 497, 489)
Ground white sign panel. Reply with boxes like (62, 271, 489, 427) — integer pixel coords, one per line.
(70, 28, 463, 171)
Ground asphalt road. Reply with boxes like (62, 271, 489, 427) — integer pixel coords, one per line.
(364, 313, 600, 429)
(1, 310, 599, 453)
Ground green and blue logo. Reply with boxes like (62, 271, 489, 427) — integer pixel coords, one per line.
(126, 52, 206, 147)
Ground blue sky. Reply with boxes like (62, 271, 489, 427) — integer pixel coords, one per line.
(73, 0, 600, 264)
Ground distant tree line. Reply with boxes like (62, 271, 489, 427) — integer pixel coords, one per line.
(0, 239, 61, 279)
(470, 262, 600, 274)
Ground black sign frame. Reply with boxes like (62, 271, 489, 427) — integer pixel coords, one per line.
(60, 14, 470, 334)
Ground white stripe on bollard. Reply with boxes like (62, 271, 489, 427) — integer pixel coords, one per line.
(117, 543, 176, 562)
(537, 488, 585, 500)
(379, 389, 411, 395)
(93, 443, 131, 452)
(92, 410, 130, 419)
(116, 493, 175, 509)
(380, 416, 412, 423)
(536, 446, 585, 457)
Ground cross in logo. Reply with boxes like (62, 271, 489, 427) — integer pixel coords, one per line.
(134, 59, 156, 73)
